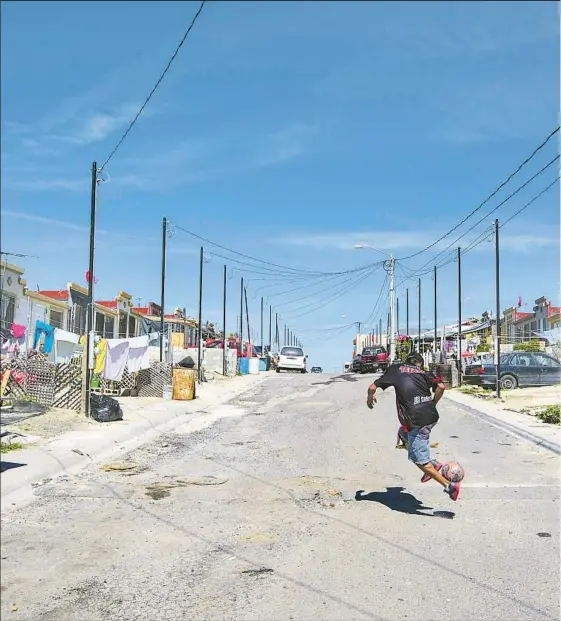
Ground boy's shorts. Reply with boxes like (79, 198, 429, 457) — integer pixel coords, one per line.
(407, 424, 435, 464)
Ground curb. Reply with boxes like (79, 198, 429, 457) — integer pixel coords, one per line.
(444, 396, 560, 456)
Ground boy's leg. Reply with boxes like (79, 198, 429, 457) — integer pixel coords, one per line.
(408, 426, 460, 500)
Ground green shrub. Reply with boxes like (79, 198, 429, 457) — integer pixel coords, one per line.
(0, 440, 24, 454)
(476, 344, 490, 353)
(537, 405, 560, 425)
(513, 340, 541, 352)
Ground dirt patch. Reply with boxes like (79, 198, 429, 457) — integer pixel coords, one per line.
(5, 408, 93, 439)
(145, 475, 229, 500)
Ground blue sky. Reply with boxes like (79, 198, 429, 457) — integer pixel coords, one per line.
(1, 1, 559, 369)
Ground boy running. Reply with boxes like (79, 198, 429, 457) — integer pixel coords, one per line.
(366, 352, 460, 501)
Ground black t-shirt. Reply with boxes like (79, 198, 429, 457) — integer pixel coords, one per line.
(374, 363, 441, 430)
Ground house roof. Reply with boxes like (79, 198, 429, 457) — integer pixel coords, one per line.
(98, 300, 118, 309)
(132, 307, 150, 315)
(38, 289, 69, 301)
(513, 312, 533, 324)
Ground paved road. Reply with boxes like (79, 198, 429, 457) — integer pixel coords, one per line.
(1, 373, 559, 621)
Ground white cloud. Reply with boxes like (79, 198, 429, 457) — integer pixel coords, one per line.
(4, 178, 88, 192)
(273, 229, 557, 254)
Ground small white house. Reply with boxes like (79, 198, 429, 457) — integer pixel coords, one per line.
(0, 260, 29, 333)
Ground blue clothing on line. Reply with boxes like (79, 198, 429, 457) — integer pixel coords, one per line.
(33, 320, 55, 353)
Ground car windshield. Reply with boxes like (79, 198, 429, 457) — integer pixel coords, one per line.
(281, 347, 304, 357)
(363, 347, 384, 355)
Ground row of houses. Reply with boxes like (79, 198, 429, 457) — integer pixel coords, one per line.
(0, 260, 218, 350)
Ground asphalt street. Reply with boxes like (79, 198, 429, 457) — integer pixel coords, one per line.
(1, 373, 559, 621)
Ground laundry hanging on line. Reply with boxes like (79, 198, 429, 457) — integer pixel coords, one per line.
(127, 335, 151, 373)
(103, 339, 130, 382)
(33, 321, 55, 353)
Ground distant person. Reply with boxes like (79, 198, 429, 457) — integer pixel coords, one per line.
(366, 352, 460, 501)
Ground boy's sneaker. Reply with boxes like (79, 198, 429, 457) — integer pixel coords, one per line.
(444, 482, 461, 501)
(421, 461, 442, 483)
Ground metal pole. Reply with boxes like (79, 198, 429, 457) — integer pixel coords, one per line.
(84, 161, 98, 417)
(457, 247, 462, 385)
(197, 246, 203, 384)
(159, 217, 167, 363)
(379, 318, 382, 346)
(260, 297, 264, 359)
(222, 265, 227, 376)
(406, 288, 409, 336)
(396, 298, 400, 336)
(275, 312, 279, 350)
(495, 220, 501, 399)
(418, 278, 421, 354)
(244, 287, 250, 344)
(433, 266, 437, 360)
(269, 305, 272, 354)
(240, 277, 244, 356)
(388, 255, 396, 361)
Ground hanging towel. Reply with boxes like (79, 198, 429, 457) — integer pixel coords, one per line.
(126, 335, 150, 372)
(54, 328, 80, 345)
(103, 339, 130, 381)
(10, 324, 26, 339)
(33, 321, 55, 353)
(55, 341, 80, 364)
(94, 338, 108, 375)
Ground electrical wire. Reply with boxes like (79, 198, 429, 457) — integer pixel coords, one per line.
(171, 222, 381, 277)
(100, 1, 207, 170)
(397, 126, 560, 261)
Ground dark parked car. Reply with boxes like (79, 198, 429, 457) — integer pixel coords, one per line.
(351, 355, 362, 373)
(311, 366, 322, 374)
(464, 352, 561, 390)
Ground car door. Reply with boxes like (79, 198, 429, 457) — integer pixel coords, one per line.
(509, 353, 541, 387)
(533, 353, 561, 386)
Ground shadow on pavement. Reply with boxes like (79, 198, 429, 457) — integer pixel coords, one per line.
(356, 486, 437, 517)
(0, 461, 27, 473)
(312, 374, 360, 386)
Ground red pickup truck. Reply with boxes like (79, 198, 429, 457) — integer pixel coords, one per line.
(359, 346, 389, 373)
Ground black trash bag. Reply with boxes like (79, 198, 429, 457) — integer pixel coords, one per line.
(90, 394, 123, 423)
(178, 356, 196, 369)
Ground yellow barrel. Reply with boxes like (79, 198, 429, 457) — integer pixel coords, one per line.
(172, 368, 196, 400)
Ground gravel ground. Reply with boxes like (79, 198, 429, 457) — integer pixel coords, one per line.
(1, 373, 559, 621)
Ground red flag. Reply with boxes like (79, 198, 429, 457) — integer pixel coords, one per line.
(85, 270, 98, 284)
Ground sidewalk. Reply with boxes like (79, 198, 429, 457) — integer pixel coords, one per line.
(444, 388, 561, 455)
(1, 373, 268, 510)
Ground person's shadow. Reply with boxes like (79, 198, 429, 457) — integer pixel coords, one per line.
(355, 486, 437, 517)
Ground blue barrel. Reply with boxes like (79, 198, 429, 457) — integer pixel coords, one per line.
(259, 357, 267, 372)
(239, 357, 250, 375)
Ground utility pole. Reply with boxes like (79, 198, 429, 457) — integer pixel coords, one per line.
(222, 265, 227, 376)
(379, 318, 382, 346)
(457, 247, 462, 385)
(418, 278, 422, 354)
(197, 246, 204, 384)
(159, 217, 167, 363)
(396, 298, 400, 336)
(239, 277, 244, 356)
(433, 266, 437, 361)
(83, 161, 98, 417)
(384, 255, 396, 361)
(284, 324, 287, 346)
(275, 312, 279, 351)
(269, 305, 272, 354)
(244, 287, 251, 344)
(495, 220, 501, 399)
(406, 288, 409, 337)
(260, 297, 264, 358)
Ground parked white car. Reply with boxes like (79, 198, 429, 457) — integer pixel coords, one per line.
(277, 346, 307, 373)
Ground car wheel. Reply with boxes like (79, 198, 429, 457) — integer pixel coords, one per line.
(500, 374, 517, 390)
(276, 368, 281, 373)
(301, 369, 306, 374)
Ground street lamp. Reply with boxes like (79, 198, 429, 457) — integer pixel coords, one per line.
(355, 243, 396, 362)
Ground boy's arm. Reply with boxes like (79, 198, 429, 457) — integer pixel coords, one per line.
(433, 382, 445, 404)
(366, 383, 378, 409)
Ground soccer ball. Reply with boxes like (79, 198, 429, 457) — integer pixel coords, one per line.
(441, 461, 465, 483)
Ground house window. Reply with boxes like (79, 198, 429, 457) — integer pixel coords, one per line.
(49, 308, 65, 330)
(128, 315, 136, 338)
(72, 304, 85, 334)
(118, 313, 128, 338)
(0, 293, 16, 329)
(95, 312, 115, 338)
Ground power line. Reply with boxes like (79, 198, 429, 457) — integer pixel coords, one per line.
(397, 125, 560, 261)
(100, 1, 207, 171)
(171, 222, 380, 277)
(500, 177, 559, 228)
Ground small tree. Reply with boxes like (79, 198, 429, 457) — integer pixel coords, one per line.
(513, 339, 541, 352)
